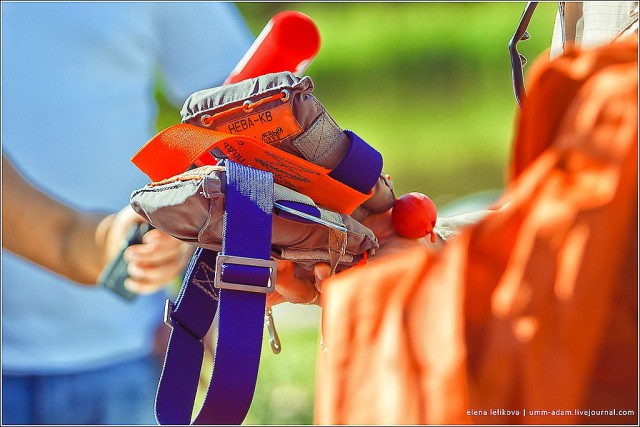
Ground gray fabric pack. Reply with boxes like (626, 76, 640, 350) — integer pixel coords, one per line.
(180, 71, 395, 220)
(130, 165, 378, 272)
(130, 72, 398, 274)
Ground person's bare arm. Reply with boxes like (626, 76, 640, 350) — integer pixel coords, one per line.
(2, 153, 191, 287)
(2, 153, 115, 283)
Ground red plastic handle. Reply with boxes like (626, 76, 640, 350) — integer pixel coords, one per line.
(224, 11, 321, 84)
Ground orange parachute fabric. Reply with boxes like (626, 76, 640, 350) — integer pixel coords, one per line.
(315, 37, 638, 425)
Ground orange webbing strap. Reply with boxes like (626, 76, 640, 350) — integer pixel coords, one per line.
(131, 123, 373, 215)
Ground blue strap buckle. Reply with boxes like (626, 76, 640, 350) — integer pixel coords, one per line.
(163, 299, 175, 328)
(214, 254, 276, 294)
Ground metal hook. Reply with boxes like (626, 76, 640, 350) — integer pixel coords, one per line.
(265, 307, 281, 354)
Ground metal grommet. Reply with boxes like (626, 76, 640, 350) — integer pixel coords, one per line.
(280, 89, 290, 102)
(243, 100, 253, 112)
(200, 114, 212, 126)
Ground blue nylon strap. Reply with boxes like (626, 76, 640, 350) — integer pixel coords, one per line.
(329, 130, 383, 194)
(155, 247, 220, 425)
(219, 160, 274, 287)
(195, 160, 274, 424)
(155, 160, 274, 425)
(154, 133, 374, 424)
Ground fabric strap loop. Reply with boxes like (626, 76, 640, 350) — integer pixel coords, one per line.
(329, 130, 383, 194)
(155, 161, 275, 425)
(155, 247, 219, 425)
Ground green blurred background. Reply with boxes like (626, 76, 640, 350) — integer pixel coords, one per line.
(157, 2, 558, 424)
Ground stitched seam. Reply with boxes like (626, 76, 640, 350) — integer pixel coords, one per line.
(183, 77, 312, 121)
(293, 115, 326, 161)
(191, 261, 219, 301)
(148, 175, 204, 187)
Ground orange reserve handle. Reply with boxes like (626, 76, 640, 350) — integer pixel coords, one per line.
(224, 11, 321, 84)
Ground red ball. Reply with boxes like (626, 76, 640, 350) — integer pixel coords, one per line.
(392, 192, 438, 242)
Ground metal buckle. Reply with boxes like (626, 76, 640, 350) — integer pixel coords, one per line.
(163, 299, 175, 328)
(214, 254, 277, 294)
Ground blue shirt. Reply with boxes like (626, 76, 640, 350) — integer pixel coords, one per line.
(1, 1, 254, 373)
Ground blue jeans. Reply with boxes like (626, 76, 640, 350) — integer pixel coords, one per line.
(2, 355, 160, 425)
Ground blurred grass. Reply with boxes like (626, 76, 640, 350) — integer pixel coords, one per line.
(245, 325, 319, 424)
(157, 2, 557, 424)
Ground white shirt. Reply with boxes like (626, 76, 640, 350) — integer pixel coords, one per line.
(551, 1, 638, 58)
(1, 1, 253, 373)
